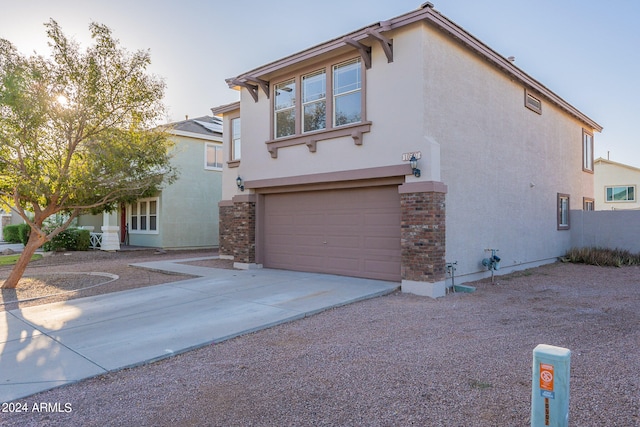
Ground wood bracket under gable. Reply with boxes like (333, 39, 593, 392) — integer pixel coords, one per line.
(366, 27, 393, 64)
(246, 76, 270, 99)
(231, 79, 259, 102)
(343, 37, 372, 69)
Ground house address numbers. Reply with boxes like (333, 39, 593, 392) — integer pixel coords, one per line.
(402, 151, 422, 161)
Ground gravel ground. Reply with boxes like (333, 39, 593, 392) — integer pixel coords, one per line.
(0, 255, 639, 426)
(0, 249, 230, 311)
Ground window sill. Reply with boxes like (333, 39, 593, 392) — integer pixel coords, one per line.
(227, 159, 240, 168)
(265, 121, 372, 158)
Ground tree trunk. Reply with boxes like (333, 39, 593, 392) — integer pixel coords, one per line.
(1, 232, 45, 289)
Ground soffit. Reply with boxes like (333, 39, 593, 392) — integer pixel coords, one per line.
(226, 4, 602, 132)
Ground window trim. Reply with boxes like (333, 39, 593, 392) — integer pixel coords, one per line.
(225, 112, 241, 168)
(231, 117, 241, 161)
(266, 54, 368, 158)
(557, 193, 570, 230)
(605, 185, 636, 203)
(583, 197, 594, 211)
(204, 142, 223, 171)
(525, 89, 542, 114)
(582, 129, 594, 173)
(129, 197, 160, 235)
(302, 69, 327, 133)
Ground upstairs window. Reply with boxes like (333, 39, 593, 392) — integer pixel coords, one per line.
(606, 186, 635, 202)
(205, 143, 223, 170)
(583, 129, 594, 173)
(302, 70, 326, 132)
(272, 57, 363, 140)
(231, 117, 241, 160)
(274, 79, 296, 138)
(333, 58, 362, 126)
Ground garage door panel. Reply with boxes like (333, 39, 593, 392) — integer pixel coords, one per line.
(364, 211, 400, 225)
(326, 213, 361, 226)
(326, 236, 361, 249)
(264, 186, 401, 281)
(326, 256, 360, 271)
(364, 259, 400, 277)
(295, 213, 325, 226)
(364, 236, 401, 250)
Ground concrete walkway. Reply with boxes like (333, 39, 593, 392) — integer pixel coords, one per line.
(0, 257, 398, 402)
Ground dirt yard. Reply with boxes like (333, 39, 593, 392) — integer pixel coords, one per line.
(0, 252, 638, 426)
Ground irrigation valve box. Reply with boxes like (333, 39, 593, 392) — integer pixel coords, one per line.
(531, 344, 571, 427)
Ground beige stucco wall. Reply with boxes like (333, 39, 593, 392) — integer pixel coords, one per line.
(594, 159, 640, 210)
(421, 23, 594, 280)
(222, 19, 597, 283)
(222, 25, 434, 201)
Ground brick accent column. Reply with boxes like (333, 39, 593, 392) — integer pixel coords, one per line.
(232, 194, 257, 265)
(399, 181, 447, 296)
(218, 201, 234, 258)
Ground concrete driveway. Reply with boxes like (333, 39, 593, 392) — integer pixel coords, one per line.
(0, 257, 397, 402)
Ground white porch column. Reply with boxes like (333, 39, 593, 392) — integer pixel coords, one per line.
(100, 211, 120, 251)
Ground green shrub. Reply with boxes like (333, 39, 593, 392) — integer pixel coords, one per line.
(18, 224, 30, 244)
(2, 224, 22, 244)
(75, 229, 91, 251)
(564, 247, 640, 267)
(42, 228, 91, 252)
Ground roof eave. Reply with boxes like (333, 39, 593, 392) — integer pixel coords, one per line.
(226, 5, 602, 132)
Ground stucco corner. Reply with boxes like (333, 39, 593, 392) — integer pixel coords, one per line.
(401, 279, 446, 298)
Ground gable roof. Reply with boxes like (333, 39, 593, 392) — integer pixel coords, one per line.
(226, 4, 602, 132)
(595, 157, 640, 173)
(166, 115, 223, 141)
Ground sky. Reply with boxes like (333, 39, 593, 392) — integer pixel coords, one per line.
(1, 0, 639, 166)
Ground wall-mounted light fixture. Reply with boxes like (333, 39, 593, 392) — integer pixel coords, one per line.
(409, 155, 421, 178)
(236, 176, 245, 191)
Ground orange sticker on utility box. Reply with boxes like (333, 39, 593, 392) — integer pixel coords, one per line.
(539, 363, 554, 391)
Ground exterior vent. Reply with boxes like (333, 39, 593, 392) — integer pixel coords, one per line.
(525, 89, 542, 114)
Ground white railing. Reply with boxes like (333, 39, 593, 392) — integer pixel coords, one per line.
(89, 232, 103, 249)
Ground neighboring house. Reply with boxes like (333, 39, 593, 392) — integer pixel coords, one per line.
(212, 5, 602, 297)
(594, 157, 640, 210)
(78, 115, 223, 249)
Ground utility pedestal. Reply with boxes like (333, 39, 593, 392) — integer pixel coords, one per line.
(531, 344, 571, 427)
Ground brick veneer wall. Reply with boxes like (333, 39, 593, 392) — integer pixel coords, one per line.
(400, 189, 446, 282)
(232, 199, 256, 264)
(218, 202, 234, 257)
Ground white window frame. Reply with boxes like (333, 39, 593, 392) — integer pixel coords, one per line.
(274, 78, 296, 138)
(605, 185, 636, 203)
(302, 69, 327, 133)
(557, 193, 570, 230)
(205, 142, 223, 170)
(524, 89, 542, 114)
(231, 117, 241, 161)
(582, 129, 594, 173)
(583, 197, 595, 211)
(333, 58, 362, 127)
(129, 197, 159, 235)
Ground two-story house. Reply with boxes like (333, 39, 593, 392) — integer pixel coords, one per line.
(78, 115, 224, 250)
(212, 4, 601, 297)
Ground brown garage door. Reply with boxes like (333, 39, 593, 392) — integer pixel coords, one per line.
(263, 185, 401, 281)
